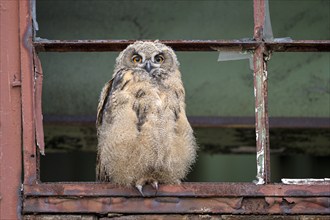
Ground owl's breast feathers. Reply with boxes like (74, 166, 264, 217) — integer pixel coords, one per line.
(97, 68, 184, 131)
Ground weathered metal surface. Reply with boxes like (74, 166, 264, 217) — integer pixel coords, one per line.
(252, 0, 266, 43)
(102, 215, 330, 220)
(34, 39, 258, 52)
(24, 215, 97, 220)
(33, 39, 330, 52)
(23, 215, 330, 220)
(266, 41, 330, 52)
(20, 0, 39, 185)
(219, 216, 330, 220)
(282, 178, 330, 185)
(23, 183, 330, 197)
(23, 196, 330, 214)
(0, 0, 23, 219)
(253, 0, 271, 184)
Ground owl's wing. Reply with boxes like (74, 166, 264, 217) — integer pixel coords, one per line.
(96, 78, 113, 128)
(96, 68, 132, 128)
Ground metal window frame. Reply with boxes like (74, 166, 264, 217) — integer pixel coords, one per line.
(20, 0, 330, 216)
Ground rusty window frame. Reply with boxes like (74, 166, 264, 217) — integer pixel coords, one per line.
(21, 0, 330, 216)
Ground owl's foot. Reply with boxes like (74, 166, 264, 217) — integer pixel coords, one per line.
(135, 178, 159, 196)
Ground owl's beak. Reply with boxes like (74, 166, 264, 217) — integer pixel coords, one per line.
(144, 60, 153, 73)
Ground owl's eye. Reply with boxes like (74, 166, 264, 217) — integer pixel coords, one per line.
(132, 55, 142, 63)
(154, 54, 165, 64)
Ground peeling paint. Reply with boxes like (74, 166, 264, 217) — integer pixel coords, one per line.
(263, 69, 268, 82)
(255, 148, 265, 185)
(33, 50, 45, 155)
(199, 207, 212, 213)
(282, 178, 330, 185)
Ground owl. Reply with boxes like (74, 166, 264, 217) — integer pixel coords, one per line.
(96, 41, 197, 195)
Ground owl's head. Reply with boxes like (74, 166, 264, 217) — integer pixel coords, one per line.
(115, 41, 179, 78)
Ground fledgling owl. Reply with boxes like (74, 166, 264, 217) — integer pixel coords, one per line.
(96, 41, 197, 195)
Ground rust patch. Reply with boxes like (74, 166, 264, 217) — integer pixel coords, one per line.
(22, 196, 330, 215)
(33, 39, 259, 52)
(33, 38, 330, 53)
(23, 182, 330, 197)
(240, 198, 269, 214)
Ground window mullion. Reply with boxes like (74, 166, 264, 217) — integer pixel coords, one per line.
(253, 0, 271, 184)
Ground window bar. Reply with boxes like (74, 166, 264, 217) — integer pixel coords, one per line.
(253, 0, 271, 184)
(33, 39, 259, 52)
(33, 39, 330, 52)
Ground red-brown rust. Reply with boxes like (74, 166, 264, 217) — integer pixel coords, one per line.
(23, 214, 330, 220)
(33, 39, 330, 52)
(267, 41, 330, 52)
(253, 46, 271, 184)
(33, 39, 259, 52)
(23, 196, 330, 214)
(253, 0, 265, 41)
(220, 215, 330, 220)
(265, 197, 330, 214)
(23, 182, 330, 197)
(0, 0, 23, 219)
(253, 0, 271, 184)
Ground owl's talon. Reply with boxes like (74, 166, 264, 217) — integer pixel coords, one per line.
(151, 181, 159, 196)
(135, 184, 144, 196)
(151, 181, 158, 190)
